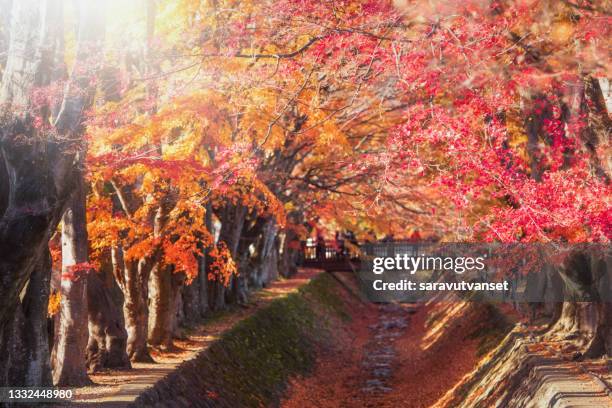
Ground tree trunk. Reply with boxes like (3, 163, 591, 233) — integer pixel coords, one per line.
(580, 76, 612, 182)
(182, 251, 211, 323)
(582, 302, 612, 358)
(0, 0, 63, 105)
(86, 265, 131, 372)
(21, 249, 53, 386)
(537, 77, 612, 358)
(0, 0, 11, 69)
(52, 179, 91, 386)
(197, 204, 213, 317)
(181, 276, 202, 325)
(208, 277, 227, 311)
(234, 246, 251, 304)
(583, 254, 612, 357)
(279, 212, 303, 278)
(0, 250, 53, 389)
(256, 218, 279, 288)
(124, 264, 152, 362)
(148, 265, 185, 349)
(173, 278, 186, 338)
(543, 264, 564, 320)
(198, 254, 210, 316)
(222, 204, 248, 305)
(241, 217, 272, 289)
(112, 247, 155, 363)
(0, 304, 27, 392)
(547, 250, 611, 358)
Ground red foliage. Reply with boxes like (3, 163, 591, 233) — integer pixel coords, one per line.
(61, 262, 95, 281)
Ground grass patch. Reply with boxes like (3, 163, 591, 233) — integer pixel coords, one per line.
(299, 273, 351, 322)
(135, 273, 349, 408)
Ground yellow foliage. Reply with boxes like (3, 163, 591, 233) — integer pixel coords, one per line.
(48, 291, 61, 317)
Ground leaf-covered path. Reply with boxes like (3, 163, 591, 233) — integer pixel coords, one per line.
(281, 277, 484, 408)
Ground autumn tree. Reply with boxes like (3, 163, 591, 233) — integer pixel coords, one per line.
(378, 0, 611, 355)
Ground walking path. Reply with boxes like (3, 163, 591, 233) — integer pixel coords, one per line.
(70, 269, 321, 407)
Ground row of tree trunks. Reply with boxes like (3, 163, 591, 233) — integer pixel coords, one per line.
(0, 0, 307, 391)
(143, 197, 301, 354)
(150, 203, 290, 350)
(181, 211, 299, 319)
(5, 193, 293, 385)
(180, 205, 298, 330)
